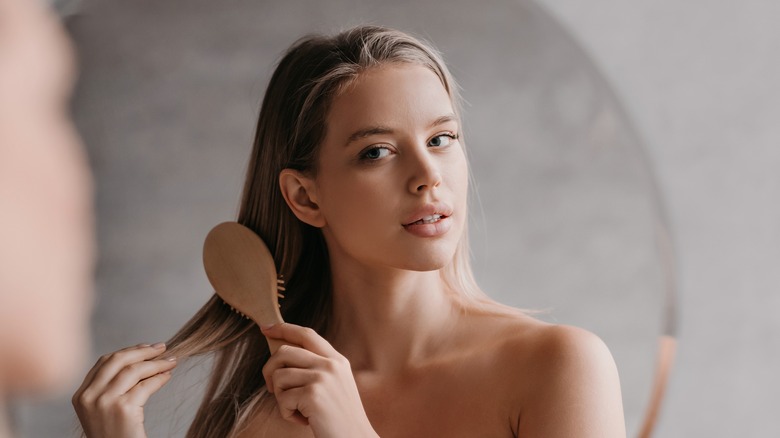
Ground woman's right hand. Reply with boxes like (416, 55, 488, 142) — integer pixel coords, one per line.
(72, 343, 177, 438)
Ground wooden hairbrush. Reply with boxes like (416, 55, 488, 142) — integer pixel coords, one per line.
(202, 221, 287, 354)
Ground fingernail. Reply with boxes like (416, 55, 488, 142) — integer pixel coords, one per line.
(138, 343, 151, 347)
(152, 342, 166, 349)
(167, 356, 177, 362)
(260, 324, 276, 331)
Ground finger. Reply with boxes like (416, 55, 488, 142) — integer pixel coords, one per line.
(88, 343, 168, 391)
(260, 323, 334, 357)
(123, 370, 174, 406)
(263, 345, 322, 393)
(266, 344, 321, 369)
(104, 358, 178, 396)
(75, 343, 153, 396)
(275, 386, 311, 426)
(79, 344, 148, 388)
(271, 367, 319, 392)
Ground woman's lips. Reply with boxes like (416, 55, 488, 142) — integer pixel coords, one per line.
(402, 215, 452, 237)
(401, 202, 453, 226)
(406, 214, 444, 226)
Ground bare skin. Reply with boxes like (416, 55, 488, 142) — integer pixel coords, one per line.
(1, 0, 95, 435)
(242, 307, 624, 438)
(74, 63, 625, 437)
(0, 0, 94, 393)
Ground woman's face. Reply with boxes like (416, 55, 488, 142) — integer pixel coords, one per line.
(0, 0, 95, 393)
(314, 63, 468, 272)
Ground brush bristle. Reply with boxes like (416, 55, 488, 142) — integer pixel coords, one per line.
(221, 299, 250, 320)
(217, 274, 287, 321)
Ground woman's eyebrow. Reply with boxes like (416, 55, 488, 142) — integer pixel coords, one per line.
(344, 126, 394, 147)
(429, 113, 458, 128)
(344, 113, 458, 147)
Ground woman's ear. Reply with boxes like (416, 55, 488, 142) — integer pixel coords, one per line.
(278, 168, 326, 228)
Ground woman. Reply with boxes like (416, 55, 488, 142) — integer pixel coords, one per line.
(73, 25, 625, 437)
(0, 0, 95, 436)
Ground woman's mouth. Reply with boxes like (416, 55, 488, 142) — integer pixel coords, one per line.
(406, 214, 444, 226)
(402, 214, 452, 237)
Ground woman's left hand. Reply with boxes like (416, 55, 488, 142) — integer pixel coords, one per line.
(261, 323, 379, 438)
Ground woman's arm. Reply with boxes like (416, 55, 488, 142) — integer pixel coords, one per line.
(516, 325, 626, 438)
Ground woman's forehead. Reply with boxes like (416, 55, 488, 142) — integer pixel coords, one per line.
(327, 64, 456, 133)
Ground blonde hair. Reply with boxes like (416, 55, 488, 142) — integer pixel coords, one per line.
(163, 24, 513, 437)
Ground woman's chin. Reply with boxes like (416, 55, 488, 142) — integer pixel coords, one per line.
(396, 251, 456, 272)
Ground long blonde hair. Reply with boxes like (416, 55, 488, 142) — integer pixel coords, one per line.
(163, 24, 507, 437)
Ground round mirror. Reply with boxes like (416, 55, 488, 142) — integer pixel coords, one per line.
(17, 0, 676, 436)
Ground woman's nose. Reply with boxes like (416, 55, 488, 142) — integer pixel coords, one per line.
(407, 148, 443, 194)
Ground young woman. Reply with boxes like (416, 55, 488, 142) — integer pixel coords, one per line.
(0, 0, 95, 436)
(73, 25, 626, 438)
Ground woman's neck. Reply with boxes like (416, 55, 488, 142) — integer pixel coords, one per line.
(324, 257, 461, 375)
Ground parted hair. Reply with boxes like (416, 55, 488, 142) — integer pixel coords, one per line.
(161, 24, 504, 437)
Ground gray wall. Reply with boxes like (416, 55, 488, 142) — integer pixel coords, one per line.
(14, 0, 779, 437)
(537, 1, 780, 436)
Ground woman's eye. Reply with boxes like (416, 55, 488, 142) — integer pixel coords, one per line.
(360, 146, 391, 161)
(429, 132, 459, 147)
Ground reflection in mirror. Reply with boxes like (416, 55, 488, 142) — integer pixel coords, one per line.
(16, 0, 676, 436)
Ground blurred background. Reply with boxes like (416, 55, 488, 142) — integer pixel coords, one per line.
(13, 0, 779, 436)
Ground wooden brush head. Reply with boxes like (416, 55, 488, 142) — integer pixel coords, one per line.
(202, 222, 284, 329)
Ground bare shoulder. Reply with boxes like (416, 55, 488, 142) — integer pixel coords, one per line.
(487, 314, 626, 438)
(517, 322, 617, 374)
(464, 308, 616, 377)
